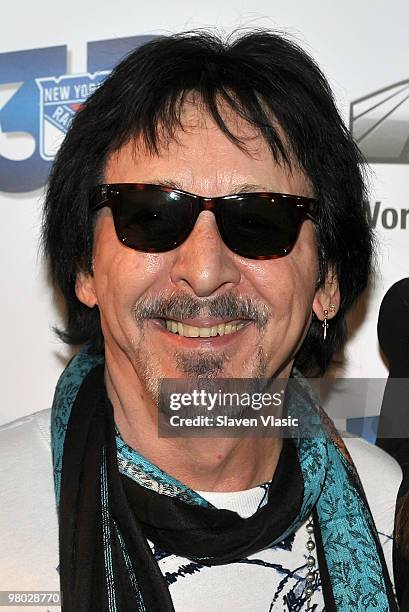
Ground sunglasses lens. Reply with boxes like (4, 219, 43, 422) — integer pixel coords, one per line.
(218, 196, 306, 258)
(98, 186, 313, 259)
(112, 188, 195, 252)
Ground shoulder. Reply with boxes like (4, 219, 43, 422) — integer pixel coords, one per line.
(0, 407, 52, 447)
(344, 435, 402, 515)
(0, 409, 59, 591)
(344, 435, 401, 581)
(0, 407, 55, 502)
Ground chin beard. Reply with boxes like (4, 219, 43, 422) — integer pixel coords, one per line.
(174, 349, 226, 378)
(133, 344, 269, 415)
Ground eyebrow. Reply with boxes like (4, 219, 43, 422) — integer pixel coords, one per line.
(151, 178, 267, 195)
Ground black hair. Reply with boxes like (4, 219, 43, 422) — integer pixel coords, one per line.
(42, 29, 373, 375)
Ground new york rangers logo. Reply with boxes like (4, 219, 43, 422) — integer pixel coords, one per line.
(36, 71, 109, 161)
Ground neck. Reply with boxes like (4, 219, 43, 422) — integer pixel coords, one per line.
(105, 352, 286, 492)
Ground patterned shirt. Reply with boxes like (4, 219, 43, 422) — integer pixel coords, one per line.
(0, 408, 400, 611)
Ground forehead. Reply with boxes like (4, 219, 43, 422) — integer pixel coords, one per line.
(104, 102, 313, 198)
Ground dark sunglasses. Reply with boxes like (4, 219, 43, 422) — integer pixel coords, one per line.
(91, 183, 318, 260)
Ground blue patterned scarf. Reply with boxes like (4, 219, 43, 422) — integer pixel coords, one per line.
(51, 349, 397, 611)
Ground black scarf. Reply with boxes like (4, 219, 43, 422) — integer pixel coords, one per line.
(54, 357, 397, 611)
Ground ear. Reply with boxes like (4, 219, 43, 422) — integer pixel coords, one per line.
(75, 271, 98, 308)
(312, 267, 340, 321)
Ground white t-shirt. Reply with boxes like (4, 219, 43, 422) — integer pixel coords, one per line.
(0, 408, 401, 611)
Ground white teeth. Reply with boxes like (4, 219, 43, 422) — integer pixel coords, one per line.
(188, 326, 200, 337)
(164, 320, 246, 337)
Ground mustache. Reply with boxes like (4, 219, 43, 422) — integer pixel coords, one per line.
(132, 291, 271, 330)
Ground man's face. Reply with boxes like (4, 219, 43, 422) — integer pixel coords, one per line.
(77, 103, 326, 402)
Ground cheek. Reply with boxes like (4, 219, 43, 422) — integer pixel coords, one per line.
(240, 224, 319, 318)
(91, 216, 167, 313)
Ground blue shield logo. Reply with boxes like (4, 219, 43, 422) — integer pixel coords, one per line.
(36, 71, 109, 161)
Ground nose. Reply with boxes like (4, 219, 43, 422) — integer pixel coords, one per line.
(169, 211, 241, 297)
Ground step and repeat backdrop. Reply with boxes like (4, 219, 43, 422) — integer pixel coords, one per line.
(0, 0, 408, 433)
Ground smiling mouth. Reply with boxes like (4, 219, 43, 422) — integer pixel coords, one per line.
(160, 319, 248, 338)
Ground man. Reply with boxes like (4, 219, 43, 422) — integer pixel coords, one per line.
(0, 31, 402, 611)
